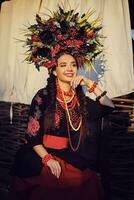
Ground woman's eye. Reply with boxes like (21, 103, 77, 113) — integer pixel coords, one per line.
(72, 63, 77, 67)
(60, 64, 66, 67)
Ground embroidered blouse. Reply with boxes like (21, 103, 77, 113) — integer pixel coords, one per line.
(22, 87, 113, 169)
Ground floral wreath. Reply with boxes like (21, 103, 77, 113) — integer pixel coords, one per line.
(25, 6, 103, 71)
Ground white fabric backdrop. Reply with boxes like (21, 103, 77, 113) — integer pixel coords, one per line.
(0, 0, 133, 104)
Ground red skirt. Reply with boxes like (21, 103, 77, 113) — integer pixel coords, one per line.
(9, 157, 104, 200)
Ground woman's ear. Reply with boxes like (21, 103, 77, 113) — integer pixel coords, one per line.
(53, 70, 57, 76)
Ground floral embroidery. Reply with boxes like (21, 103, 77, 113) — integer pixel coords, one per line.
(54, 111, 60, 127)
(35, 95, 42, 105)
(54, 101, 80, 130)
(34, 106, 42, 119)
(28, 117, 40, 136)
(70, 109, 81, 129)
(54, 103, 64, 128)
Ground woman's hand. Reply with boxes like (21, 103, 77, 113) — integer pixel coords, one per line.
(47, 159, 61, 179)
(33, 145, 62, 179)
(71, 75, 93, 89)
(70, 75, 114, 108)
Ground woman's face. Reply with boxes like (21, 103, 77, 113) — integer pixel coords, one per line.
(54, 54, 77, 84)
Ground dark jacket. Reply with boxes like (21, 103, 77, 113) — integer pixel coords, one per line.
(13, 88, 114, 177)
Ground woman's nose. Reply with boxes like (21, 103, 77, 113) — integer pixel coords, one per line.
(67, 65, 73, 70)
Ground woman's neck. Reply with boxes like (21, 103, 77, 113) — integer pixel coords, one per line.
(56, 79, 75, 102)
(57, 80, 71, 92)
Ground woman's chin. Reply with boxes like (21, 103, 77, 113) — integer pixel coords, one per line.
(65, 79, 72, 84)
(65, 76, 73, 81)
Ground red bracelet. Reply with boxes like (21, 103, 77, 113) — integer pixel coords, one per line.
(42, 154, 54, 165)
(88, 81, 97, 93)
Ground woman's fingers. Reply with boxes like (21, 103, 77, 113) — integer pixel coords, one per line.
(49, 165, 55, 176)
(71, 76, 84, 88)
(54, 161, 61, 178)
(51, 161, 60, 178)
(47, 159, 61, 178)
(71, 75, 92, 88)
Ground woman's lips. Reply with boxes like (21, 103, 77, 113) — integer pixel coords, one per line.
(65, 73, 74, 77)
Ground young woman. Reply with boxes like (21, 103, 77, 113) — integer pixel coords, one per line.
(9, 5, 115, 199)
(9, 53, 114, 200)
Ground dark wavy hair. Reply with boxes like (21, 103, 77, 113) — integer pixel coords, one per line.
(44, 71, 89, 138)
(44, 72, 56, 133)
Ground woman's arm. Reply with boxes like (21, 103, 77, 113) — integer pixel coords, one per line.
(33, 144, 49, 158)
(26, 89, 61, 178)
(71, 75, 115, 108)
(92, 85, 115, 108)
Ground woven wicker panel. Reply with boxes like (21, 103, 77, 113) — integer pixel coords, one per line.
(0, 101, 30, 189)
(100, 112, 134, 200)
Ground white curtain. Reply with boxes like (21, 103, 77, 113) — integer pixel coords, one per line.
(101, 0, 134, 97)
(0, 0, 133, 104)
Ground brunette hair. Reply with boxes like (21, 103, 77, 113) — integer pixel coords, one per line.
(44, 72, 56, 133)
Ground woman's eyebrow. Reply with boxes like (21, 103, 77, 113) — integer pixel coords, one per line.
(59, 61, 76, 65)
(71, 61, 76, 64)
(59, 62, 67, 65)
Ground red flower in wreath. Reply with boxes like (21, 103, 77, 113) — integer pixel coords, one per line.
(66, 40, 72, 46)
(32, 35, 40, 42)
(67, 28, 78, 35)
(32, 57, 41, 63)
(73, 39, 83, 46)
(28, 117, 40, 136)
(42, 58, 56, 68)
(50, 27, 57, 32)
(87, 30, 94, 37)
(51, 44, 60, 55)
(57, 33, 64, 41)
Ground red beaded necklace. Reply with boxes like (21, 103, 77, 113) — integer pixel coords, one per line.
(63, 89, 74, 97)
(56, 80, 77, 110)
(56, 80, 82, 151)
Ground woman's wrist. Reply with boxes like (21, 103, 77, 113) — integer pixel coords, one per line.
(88, 81, 97, 93)
(42, 153, 54, 165)
(96, 91, 107, 101)
(84, 78, 107, 100)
